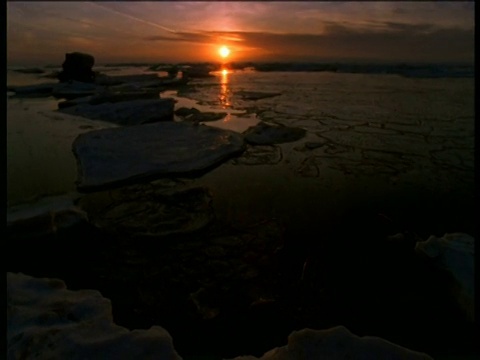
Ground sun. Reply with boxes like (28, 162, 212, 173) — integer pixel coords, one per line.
(219, 46, 230, 59)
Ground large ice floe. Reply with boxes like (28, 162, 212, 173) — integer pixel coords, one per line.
(72, 122, 245, 191)
(7, 272, 434, 360)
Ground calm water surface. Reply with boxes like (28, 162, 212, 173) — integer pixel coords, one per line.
(7, 67, 474, 234)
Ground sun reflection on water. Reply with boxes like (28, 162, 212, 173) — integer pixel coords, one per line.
(219, 68, 231, 109)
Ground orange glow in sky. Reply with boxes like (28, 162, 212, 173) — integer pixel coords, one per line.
(5, 2, 475, 65)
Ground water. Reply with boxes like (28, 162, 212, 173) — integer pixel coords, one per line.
(6, 65, 476, 358)
(7, 66, 474, 233)
(178, 68, 474, 235)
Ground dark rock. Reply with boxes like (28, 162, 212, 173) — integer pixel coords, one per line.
(57, 52, 96, 83)
(244, 121, 306, 145)
(72, 122, 245, 191)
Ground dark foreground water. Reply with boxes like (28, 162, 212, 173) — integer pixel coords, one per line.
(7, 65, 476, 359)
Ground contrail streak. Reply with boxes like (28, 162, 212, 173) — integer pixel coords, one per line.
(88, 2, 177, 34)
(8, 3, 145, 40)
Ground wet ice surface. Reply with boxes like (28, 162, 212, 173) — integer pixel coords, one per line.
(7, 68, 475, 233)
(173, 70, 474, 233)
(6, 68, 476, 359)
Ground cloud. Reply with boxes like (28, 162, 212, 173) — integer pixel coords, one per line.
(144, 30, 246, 45)
(196, 22, 474, 62)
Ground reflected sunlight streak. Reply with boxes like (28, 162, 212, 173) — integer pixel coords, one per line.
(219, 68, 231, 108)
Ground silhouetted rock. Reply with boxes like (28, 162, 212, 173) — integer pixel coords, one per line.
(58, 52, 96, 83)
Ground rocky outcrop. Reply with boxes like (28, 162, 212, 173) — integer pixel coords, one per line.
(7, 272, 182, 360)
(57, 52, 96, 83)
(72, 122, 245, 191)
(244, 122, 306, 145)
(231, 326, 433, 360)
(415, 233, 474, 322)
(59, 98, 175, 125)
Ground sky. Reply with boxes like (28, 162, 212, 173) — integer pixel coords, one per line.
(6, 1, 475, 66)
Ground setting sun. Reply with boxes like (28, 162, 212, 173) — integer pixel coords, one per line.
(219, 46, 230, 59)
